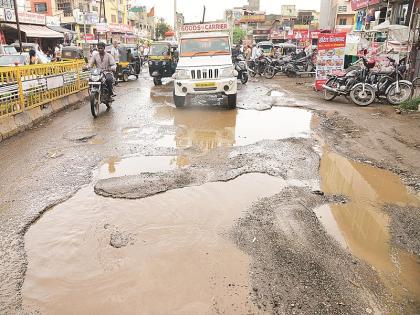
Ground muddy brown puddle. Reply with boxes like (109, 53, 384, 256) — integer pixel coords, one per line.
(317, 151, 420, 311)
(152, 106, 312, 150)
(23, 173, 287, 314)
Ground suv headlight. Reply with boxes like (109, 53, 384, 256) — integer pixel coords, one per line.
(220, 66, 235, 78)
(173, 69, 189, 80)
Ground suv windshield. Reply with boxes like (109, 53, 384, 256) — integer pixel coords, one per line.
(180, 37, 230, 57)
(149, 44, 169, 56)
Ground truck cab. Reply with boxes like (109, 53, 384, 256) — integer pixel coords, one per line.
(172, 23, 238, 108)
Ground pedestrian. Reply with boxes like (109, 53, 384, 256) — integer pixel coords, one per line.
(245, 45, 252, 61)
(29, 49, 38, 65)
(251, 44, 258, 60)
(110, 41, 120, 63)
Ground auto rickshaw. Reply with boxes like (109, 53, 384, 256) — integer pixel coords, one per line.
(257, 41, 274, 57)
(61, 46, 86, 62)
(274, 43, 297, 57)
(117, 44, 141, 82)
(148, 41, 178, 86)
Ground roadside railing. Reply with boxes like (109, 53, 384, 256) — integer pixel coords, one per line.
(0, 61, 89, 118)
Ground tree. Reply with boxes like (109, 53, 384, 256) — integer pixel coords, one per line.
(233, 27, 246, 45)
(155, 20, 171, 40)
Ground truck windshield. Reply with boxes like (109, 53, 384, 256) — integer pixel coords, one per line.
(180, 37, 230, 57)
(150, 44, 169, 56)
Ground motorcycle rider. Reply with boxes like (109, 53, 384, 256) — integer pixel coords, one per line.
(86, 42, 117, 98)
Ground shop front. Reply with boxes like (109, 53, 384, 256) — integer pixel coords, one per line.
(109, 24, 135, 44)
(0, 9, 63, 51)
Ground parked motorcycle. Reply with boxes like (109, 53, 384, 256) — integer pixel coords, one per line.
(264, 55, 292, 79)
(233, 54, 249, 84)
(349, 58, 377, 106)
(88, 68, 113, 117)
(369, 57, 413, 105)
(284, 53, 315, 77)
(248, 55, 269, 77)
(322, 69, 360, 101)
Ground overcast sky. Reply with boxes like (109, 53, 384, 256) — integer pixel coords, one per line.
(132, 0, 321, 26)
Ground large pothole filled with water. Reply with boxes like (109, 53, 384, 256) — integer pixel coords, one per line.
(23, 173, 288, 315)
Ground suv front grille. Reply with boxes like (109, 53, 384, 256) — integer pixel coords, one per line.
(191, 69, 219, 80)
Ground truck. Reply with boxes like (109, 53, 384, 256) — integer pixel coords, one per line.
(172, 22, 238, 108)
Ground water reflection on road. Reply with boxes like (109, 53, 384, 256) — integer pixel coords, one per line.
(318, 151, 420, 311)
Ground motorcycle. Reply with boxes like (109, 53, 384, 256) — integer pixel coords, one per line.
(322, 58, 363, 101)
(248, 55, 269, 77)
(233, 54, 248, 84)
(322, 68, 360, 101)
(284, 53, 315, 77)
(264, 55, 293, 79)
(88, 68, 113, 118)
(349, 58, 376, 106)
(369, 57, 413, 105)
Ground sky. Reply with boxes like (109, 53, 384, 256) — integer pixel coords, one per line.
(132, 0, 321, 26)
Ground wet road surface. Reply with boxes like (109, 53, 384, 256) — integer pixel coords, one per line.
(0, 70, 419, 314)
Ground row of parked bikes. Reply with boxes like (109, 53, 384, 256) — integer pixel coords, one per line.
(233, 50, 413, 107)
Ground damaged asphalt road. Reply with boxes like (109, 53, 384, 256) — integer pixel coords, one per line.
(0, 73, 419, 314)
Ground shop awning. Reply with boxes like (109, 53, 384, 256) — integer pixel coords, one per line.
(47, 25, 77, 34)
(3, 23, 64, 38)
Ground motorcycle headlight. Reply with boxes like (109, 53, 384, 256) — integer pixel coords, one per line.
(148, 60, 153, 66)
(91, 74, 101, 82)
(220, 66, 235, 78)
(173, 69, 189, 80)
(162, 61, 167, 66)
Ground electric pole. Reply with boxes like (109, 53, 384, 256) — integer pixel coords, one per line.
(12, 0, 22, 52)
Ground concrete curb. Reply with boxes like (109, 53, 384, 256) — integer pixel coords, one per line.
(0, 90, 88, 142)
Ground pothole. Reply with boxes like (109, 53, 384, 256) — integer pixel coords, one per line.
(97, 155, 181, 179)
(154, 107, 312, 150)
(317, 151, 420, 310)
(23, 173, 286, 314)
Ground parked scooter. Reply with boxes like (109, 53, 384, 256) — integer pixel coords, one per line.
(233, 54, 249, 84)
(88, 68, 113, 117)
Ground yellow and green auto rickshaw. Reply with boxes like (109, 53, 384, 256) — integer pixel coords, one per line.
(148, 41, 178, 86)
(61, 46, 86, 62)
(117, 44, 141, 82)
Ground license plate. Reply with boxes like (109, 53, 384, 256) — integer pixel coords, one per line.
(195, 82, 216, 87)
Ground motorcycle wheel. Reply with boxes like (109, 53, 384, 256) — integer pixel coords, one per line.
(323, 78, 338, 101)
(264, 66, 276, 79)
(90, 91, 100, 118)
(386, 82, 413, 105)
(153, 77, 162, 86)
(240, 72, 248, 84)
(249, 69, 257, 77)
(350, 84, 376, 107)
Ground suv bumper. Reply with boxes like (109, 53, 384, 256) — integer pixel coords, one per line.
(174, 78, 237, 96)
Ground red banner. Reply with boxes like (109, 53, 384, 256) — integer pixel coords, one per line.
(315, 33, 347, 91)
(351, 0, 379, 10)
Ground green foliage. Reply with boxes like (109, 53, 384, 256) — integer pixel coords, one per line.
(233, 27, 246, 45)
(398, 96, 420, 111)
(155, 21, 171, 40)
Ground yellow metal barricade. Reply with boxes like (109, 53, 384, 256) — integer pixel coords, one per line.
(0, 61, 88, 118)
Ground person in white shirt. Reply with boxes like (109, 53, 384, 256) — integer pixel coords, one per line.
(251, 44, 258, 60)
(110, 41, 120, 63)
